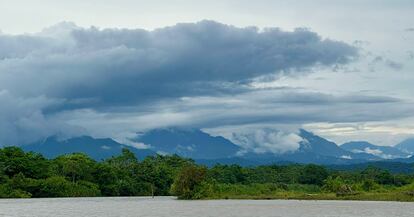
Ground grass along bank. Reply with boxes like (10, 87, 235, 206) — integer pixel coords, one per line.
(195, 183, 414, 201)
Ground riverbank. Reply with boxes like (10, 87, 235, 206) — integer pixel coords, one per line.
(187, 182, 414, 202)
(201, 192, 414, 202)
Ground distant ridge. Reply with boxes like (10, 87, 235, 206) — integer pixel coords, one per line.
(341, 141, 410, 159)
(19, 128, 414, 165)
(395, 138, 414, 154)
(135, 128, 241, 159)
(242, 129, 379, 165)
(22, 135, 155, 160)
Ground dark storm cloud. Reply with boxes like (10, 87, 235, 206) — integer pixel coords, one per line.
(0, 20, 357, 107)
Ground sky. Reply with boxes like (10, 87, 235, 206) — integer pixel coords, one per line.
(0, 0, 413, 152)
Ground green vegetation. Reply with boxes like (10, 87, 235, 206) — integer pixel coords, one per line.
(0, 147, 192, 198)
(1, 146, 414, 201)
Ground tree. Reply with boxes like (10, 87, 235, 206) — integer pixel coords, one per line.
(93, 163, 120, 196)
(299, 164, 329, 186)
(171, 164, 207, 199)
(208, 164, 246, 184)
(106, 148, 138, 169)
(101, 148, 149, 196)
(0, 164, 7, 183)
(361, 166, 394, 185)
(53, 153, 96, 183)
(135, 155, 193, 196)
(0, 147, 50, 179)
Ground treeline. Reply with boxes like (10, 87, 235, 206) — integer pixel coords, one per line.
(0, 147, 191, 198)
(172, 163, 414, 199)
(1, 146, 414, 200)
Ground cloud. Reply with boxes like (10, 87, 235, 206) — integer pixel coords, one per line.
(157, 90, 413, 128)
(45, 87, 414, 147)
(0, 20, 357, 106)
(352, 147, 393, 159)
(385, 60, 403, 70)
(370, 56, 404, 71)
(0, 20, 359, 144)
(408, 51, 414, 60)
(0, 90, 82, 145)
(303, 121, 414, 147)
(230, 128, 302, 155)
(54, 89, 414, 154)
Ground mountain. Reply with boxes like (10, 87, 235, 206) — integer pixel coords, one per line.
(22, 136, 156, 160)
(20, 128, 408, 165)
(395, 138, 414, 154)
(135, 128, 382, 165)
(298, 129, 351, 158)
(241, 129, 379, 165)
(135, 128, 241, 159)
(390, 155, 414, 164)
(136, 128, 358, 165)
(341, 141, 410, 159)
(243, 152, 363, 165)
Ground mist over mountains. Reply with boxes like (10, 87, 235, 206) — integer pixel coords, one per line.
(18, 128, 414, 166)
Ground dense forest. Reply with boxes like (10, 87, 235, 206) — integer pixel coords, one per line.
(1, 146, 414, 201)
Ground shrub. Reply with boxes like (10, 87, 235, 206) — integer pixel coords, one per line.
(361, 179, 380, 192)
(323, 176, 345, 193)
(0, 184, 32, 198)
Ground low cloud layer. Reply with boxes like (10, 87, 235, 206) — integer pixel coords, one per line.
(0, 90, 82, 145)
(231, 128, 303, 155)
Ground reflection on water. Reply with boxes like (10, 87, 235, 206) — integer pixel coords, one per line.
(0, 197, 413, 217)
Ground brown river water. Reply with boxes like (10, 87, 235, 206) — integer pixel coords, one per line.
(0, 197, 412, 217)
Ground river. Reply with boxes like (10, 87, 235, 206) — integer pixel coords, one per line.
(0, 197, 412, 217)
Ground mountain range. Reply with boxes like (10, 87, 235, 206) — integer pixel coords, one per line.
(135, 128, 240, 159)
(22, 136, 155, 160)
(341, 141, 410, 159)
(17, 128, 414, 166)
